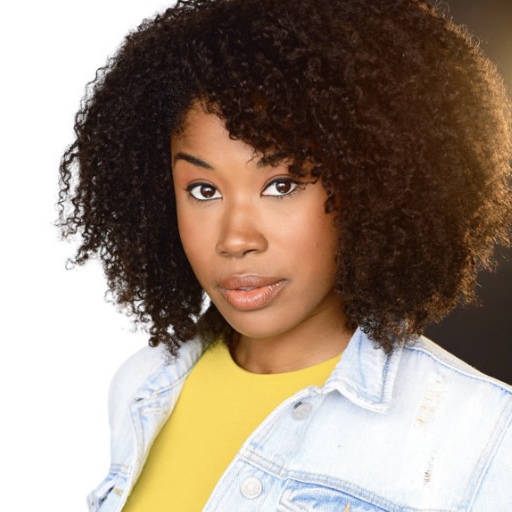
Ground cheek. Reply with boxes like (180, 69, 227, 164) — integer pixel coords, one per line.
(176, 208, 216, 284)
(308, 216, 339, 278)
(175, 201, 199, 264)
(177, 217, 200, 265)
(300, 208, 338, 255)
(175, 200, 189, 250)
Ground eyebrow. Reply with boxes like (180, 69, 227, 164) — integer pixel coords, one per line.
(173, 151, 280, 170)
(173, 152, 214, 170)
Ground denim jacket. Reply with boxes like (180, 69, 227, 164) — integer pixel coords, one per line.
(88, 328, 512, 511)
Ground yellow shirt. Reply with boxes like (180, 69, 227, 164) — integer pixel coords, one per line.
(123, 342, 340, 511)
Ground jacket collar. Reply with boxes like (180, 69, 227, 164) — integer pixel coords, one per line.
(131, 339, 204, 402)
(131, 328, 402, 414)
(324, 327, 403, 414)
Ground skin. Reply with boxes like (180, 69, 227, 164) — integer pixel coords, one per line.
(171, 104, 353, 373)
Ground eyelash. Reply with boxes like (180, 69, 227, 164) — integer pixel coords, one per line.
(263, 177, 304, 199)
(185, 182, 221, 201)
(185, 177, 306, 202)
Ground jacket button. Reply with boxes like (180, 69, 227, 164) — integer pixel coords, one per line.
(240, 477, 263, 499)
(292, 401, 313, 420)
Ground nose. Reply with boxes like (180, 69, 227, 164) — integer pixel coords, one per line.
(215, 201, 268, 258)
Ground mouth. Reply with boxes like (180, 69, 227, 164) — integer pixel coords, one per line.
(218, 275, 286, 311)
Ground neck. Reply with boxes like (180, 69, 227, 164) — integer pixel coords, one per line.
(230, 308, 354, 374)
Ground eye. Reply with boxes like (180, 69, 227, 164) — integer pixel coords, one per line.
(262, 178, 300, 197)
(186, 182, 222, 201)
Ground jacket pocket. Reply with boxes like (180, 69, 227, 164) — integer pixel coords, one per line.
(278, 480, 391, 512)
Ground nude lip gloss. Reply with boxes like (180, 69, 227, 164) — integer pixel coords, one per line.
(218, 275, 286, 311)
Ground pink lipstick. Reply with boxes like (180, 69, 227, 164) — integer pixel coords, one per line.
(218, 275, 286, 311)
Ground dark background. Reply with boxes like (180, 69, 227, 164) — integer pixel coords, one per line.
(424, 0, 512, 384)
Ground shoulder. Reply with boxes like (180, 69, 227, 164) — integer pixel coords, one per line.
(398, 335, 512, 426)
(398, 336, 512, 508)
(108, 344, 168, 407)
(107, 339, 204, 426)
(402, 335, 512, 396)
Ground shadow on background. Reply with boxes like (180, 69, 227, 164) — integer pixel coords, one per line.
(424, 0, 512, 384)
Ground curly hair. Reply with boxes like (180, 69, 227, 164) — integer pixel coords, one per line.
(58, 0, 512, 354)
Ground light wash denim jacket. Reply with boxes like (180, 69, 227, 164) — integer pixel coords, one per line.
(88, 328, 512, 511)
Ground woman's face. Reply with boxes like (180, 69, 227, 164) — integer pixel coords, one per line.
(171, 105, 347, 357)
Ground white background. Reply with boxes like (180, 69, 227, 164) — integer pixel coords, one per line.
(1, 2, 172, 510)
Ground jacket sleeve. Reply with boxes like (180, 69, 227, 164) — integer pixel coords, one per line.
(86, 345, 168, 512)
(87, 467, 120, 512)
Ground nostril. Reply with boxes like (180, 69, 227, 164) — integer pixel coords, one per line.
(216, 244, 263, 258)
(215, 222, 268, 257)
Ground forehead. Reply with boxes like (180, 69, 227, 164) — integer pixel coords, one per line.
(173, 104, 224, 141)
(171, 105, 274, 176)
(171, 100, 310, 177)
(172, 105, 255, 154)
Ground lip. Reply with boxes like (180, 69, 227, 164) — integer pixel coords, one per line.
(218, 275, 286, 311)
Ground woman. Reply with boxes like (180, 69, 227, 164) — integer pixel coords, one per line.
(59, 0, 512, 510)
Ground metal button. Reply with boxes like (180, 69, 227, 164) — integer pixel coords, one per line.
(292, 401, 313, 420)
(240, 477, 263, 499)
